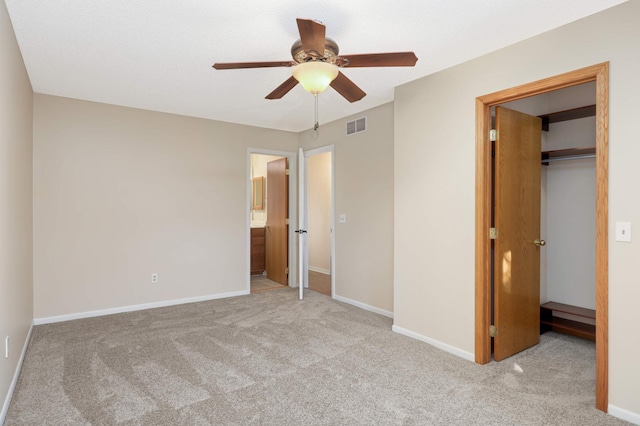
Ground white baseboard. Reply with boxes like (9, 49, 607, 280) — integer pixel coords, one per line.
(392, 325, 475, 362)
(33, 290, 248, 325)
(334, 295, 393, 319)
(1, 322, 33, 425)
(609, 404, 640, 425)
(308, 266, 330, 275)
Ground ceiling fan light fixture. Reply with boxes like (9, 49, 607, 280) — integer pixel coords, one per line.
(292, 61, 339, 94)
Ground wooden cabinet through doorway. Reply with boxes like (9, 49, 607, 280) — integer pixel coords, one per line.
(251, 227, 266, 275)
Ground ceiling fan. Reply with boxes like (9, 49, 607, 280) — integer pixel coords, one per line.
(212, 18, 418, 103)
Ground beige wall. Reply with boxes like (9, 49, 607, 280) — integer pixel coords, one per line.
(299, 103, 394, 315)
(33, 95, 297, 319)
(32, 96, 393, 319)
(307, 152, 331, 273)
(0, 0, 33, 419)
(394, 0, 640, 416)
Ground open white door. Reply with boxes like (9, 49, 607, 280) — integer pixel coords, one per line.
(297, 147, 306, 300)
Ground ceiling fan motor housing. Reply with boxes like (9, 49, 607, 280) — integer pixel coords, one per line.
(291, 37, 339, 64)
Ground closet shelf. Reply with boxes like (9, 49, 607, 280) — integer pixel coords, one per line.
(541, 146, 596, 164)
(540, 301, 595, 341)
(538, 104, 596, 131)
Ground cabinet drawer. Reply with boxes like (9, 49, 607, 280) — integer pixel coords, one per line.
(251, 228, 265, 237)
(251, 236, 265, 247)
(250, 227, 266, 275)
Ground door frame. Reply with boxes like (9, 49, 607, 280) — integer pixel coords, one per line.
(302, 145, 336, 298)
(246, 148, 298, 293)
(474, 62, 609, 411)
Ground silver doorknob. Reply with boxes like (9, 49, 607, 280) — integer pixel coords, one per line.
(534, 239, 546, 247)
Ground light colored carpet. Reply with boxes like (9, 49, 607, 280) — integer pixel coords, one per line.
(5, 289, 627, 425)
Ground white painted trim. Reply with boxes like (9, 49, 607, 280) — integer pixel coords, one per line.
(298, 147, 305, 299)
(1, 322, 33, 425)
(329, 147, 335, 299)
(609, 404, 640, 425)
(33, 290, 248, 325)
(334, 295, 393, 319)
(308, 266, 330, 275)
(392, 325, 475, 362)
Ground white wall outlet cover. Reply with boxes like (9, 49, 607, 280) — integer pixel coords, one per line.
(615, 222, 632, 242)
(339, 214, 346, 223)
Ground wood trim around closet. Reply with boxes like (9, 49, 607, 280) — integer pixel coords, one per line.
(474, 62, 609, 412)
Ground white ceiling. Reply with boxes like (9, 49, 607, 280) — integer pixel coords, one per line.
(5, 0, 626, 132)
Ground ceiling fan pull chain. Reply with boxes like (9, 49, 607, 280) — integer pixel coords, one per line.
(314, 93, 320, 131)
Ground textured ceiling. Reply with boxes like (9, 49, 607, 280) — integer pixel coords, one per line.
(5, 0, 626, 132)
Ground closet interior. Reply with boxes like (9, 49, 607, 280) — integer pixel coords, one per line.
(537, 97, 597, 341)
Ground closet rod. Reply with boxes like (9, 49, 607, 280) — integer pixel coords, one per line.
(541, 154, 596, 164)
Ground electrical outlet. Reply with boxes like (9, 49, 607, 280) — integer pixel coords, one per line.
(5, 336, 8, 359)
(151, 273, 158, 284)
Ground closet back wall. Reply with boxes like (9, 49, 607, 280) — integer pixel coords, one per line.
(544, 117, 596, 310)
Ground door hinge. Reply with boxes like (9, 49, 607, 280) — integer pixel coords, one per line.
(285, 218, 290, 225)
(489, 325, 497, 337)
(490, 227, 498, 239)
(489, 129, 497, 142)
(285, 169, 290, 175)
(285, 267, 289, 275)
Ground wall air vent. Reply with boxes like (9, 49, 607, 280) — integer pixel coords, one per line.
(346, 116, 367, 136)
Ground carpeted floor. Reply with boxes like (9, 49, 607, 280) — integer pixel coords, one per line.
(5, 289, 627, 425)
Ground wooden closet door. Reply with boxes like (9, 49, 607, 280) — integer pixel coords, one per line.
(266, 158, 288, 285)
(493, 106, 542, 361)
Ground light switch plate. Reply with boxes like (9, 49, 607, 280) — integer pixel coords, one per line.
(338, 214, 346, 224)
(615, 222, 632, 242)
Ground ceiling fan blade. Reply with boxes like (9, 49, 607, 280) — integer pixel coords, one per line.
(213, 61, 294, 70)
(339, 52, 418, 67)
(330, 72, 366, 103)
(296, 18, 326, 57)
(266, 76, 299, 100)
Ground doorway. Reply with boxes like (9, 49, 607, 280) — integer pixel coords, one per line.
(299, 145, 335, 298)
(474, 63, 609, 411)
(247, 150, 297, 294)
(305, 147, 334, 297)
